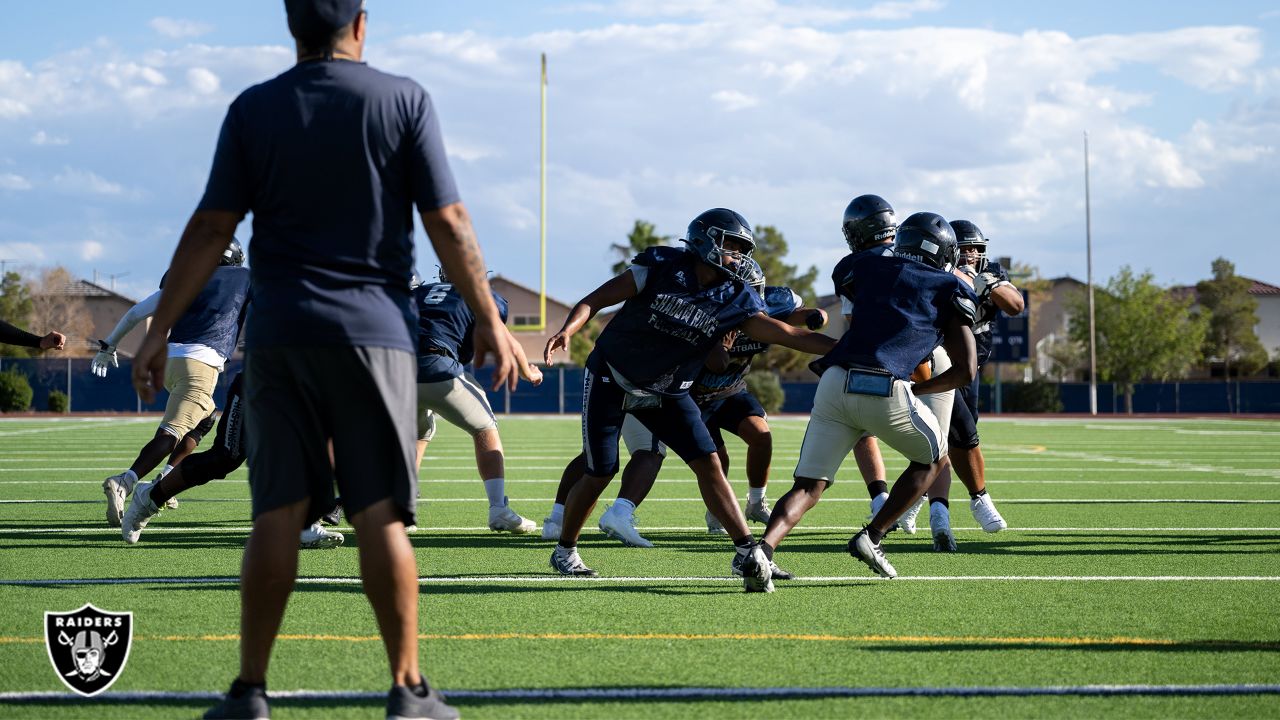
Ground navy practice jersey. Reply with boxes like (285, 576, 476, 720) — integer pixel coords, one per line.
(690, 285, 803, 403)
(161, 265, 251, 361)
(414, 282, 509, 383)
(815, 250, 979, 380)
(588, 246, 766, 397)
(973, 260, 1011, 367)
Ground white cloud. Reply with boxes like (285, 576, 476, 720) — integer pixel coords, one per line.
(186, 67, 220, 95)
(149, 17, 214, 40)
(80, 240, 104, 261)
(711, 89, 759, 111)
(0, 173, 32, 191)
(30, 130, 69, 146)
(52, 167, 134, 198)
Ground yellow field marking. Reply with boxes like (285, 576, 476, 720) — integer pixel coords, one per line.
(0, 631, 1194, 646)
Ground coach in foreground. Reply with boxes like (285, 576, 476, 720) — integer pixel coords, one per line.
(131, 1, 522, 718)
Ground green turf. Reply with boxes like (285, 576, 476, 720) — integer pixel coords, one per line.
(1, 415, 1279, 719)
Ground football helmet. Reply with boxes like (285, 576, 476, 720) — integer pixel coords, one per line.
(221, 238, 245, 266)
(740, 257, 766, 297)
(894, 212, 958, 271)
(950, 220, 989, 273)
(682, 208, 757, 282)
(841, 194, 897, 252)
(409, 270, 423, 289)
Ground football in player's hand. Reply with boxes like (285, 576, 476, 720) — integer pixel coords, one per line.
(910, 361, 932, 383)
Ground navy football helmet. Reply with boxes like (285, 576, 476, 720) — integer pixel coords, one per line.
(220, 238, 245, 267)
(950, 220, 988, 273)
(841, 194, 897, 252)
(739, 257, 766, 297)
(894, 212, 958, 271)
(682, 208, 756, 282)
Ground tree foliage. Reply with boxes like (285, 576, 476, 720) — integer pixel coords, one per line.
(1067, 266, 1206, 413)
(0, 271, 34, 358)
(610, 220, 672, 276)
(29, 267, 95, 357)
(1196, 257, 1267, 378)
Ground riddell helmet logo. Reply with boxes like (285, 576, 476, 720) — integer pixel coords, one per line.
(44, 604, 133, 697)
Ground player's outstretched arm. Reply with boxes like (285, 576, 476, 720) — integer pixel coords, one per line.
(92, 290, 163, 377)
(988, 282, 1024, 315)
(740, 313, 836, 355)
(421, 201, 523, 391)
(785, 307, 828, 330)
(132, 210, 241, 403)
(912, 314, 976, 395)
(543, 272, 639, 364)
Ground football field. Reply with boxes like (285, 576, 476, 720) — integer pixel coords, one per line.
(1, 414, 1279, 719)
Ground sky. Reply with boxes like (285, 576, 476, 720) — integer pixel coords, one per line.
(0, 0, 1277, 304)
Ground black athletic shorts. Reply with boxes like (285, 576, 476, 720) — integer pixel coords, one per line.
(699, 390, 767, 449)
(948, 373, 981, 450)
(244, 346, 418, 526)
(580, 368, 717, 477)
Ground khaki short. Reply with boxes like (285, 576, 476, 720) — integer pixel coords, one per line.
(793, 366, 945, 483)
(917, 346, 955, 442)
(160, 357, 220, 438)
(417, 372, 497, 439)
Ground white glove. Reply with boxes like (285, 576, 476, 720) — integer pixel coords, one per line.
(975, 272, 1000, 297)
(91, 340, 118, 378)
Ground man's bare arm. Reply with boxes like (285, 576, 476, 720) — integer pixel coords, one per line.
(740, 313, 836, 355)
(912, 315, 976, 395)
(543, 272, 638, 364)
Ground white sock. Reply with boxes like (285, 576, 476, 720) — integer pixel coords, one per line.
(870, 491, 889, 513)
(747, 487, 766, 504)
(123, 469, 138, 491)
(158, 464, 174, 479)
(612, 498, 636, 518)
(483, 478, 506, 507)
(550, 503, 565, 522)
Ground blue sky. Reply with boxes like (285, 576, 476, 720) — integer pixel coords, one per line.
(1, 0, 1277, 305)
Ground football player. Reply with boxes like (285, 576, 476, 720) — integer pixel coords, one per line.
(543, 208, 836, 592)
(924, 220, 1020, 546)
(119, 372, 345, 549)
(412, 270, 543, 533)
(759, 212, 979, 579)
(94, 240, 250, 528)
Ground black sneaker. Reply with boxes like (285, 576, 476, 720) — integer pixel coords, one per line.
(204, 681, 269, 720)
(387, 676, 460, 720)
(549, 546, 598, 577)
(321, 503, 343, 526)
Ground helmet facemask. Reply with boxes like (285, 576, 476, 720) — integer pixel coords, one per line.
(958, 241, 988, 273)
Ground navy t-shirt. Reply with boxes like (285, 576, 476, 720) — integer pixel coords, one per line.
(691, 285, 802, 403)
(973, 260, 1012, 367)
(414, 282, 509, 383)
(816, 250, 979, 380)
(197, 59, 461, 353)
(588, 247, 766, 397)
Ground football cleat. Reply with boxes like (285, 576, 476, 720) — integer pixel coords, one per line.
(550, 547, 598, 577)
(731, 551, 794, 581)
(705, 510, 728, 535)
(121, 481, 161, 544)
(541, 515, 562, 541)
(930, 502, 957, 552)
(102, 472, 132, 528)
(488, 498, 537, 534)
(847, 527, 897, 578)
(204, 681, 269, 720)
(869, 491, 888, 519)
(970, 492, 1007, 532)
(385, 676, 459, 720)
(737, 545, 774, 593)
(320, 504, 342, 526)
(745, 498, 772, 524)
(598, 504, 654, 548)
(300, 523, 344, 549)
(898, 494, 926, 534)
(164, 496, 179, 510)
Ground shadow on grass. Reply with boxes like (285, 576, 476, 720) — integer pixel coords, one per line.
(874, 638, 1280, 653)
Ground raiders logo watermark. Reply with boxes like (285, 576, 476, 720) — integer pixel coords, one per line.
(44, 603, 133, 697)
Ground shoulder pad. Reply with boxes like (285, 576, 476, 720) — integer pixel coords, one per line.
(952, 293, 979, 327)
(631, 245, 686, 268)
(763, 286, 802, 319)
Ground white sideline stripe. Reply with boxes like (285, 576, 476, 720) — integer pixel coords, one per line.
(4, 575, 1280, 587)
(6, 498, 1280, 505)
(0, 419, 151, 437)
(1, 525, 1278, 536)
(5, 477, 1280, 486)
(2, 526, 1279, 536)
(2, 684, 1280, 702)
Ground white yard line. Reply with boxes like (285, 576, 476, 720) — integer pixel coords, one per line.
(0, 525, 1278, 535)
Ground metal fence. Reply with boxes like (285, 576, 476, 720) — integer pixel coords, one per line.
(2, 357, 1278, 415)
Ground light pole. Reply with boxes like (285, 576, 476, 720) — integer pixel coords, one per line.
(1084, 132, 1098, 416)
